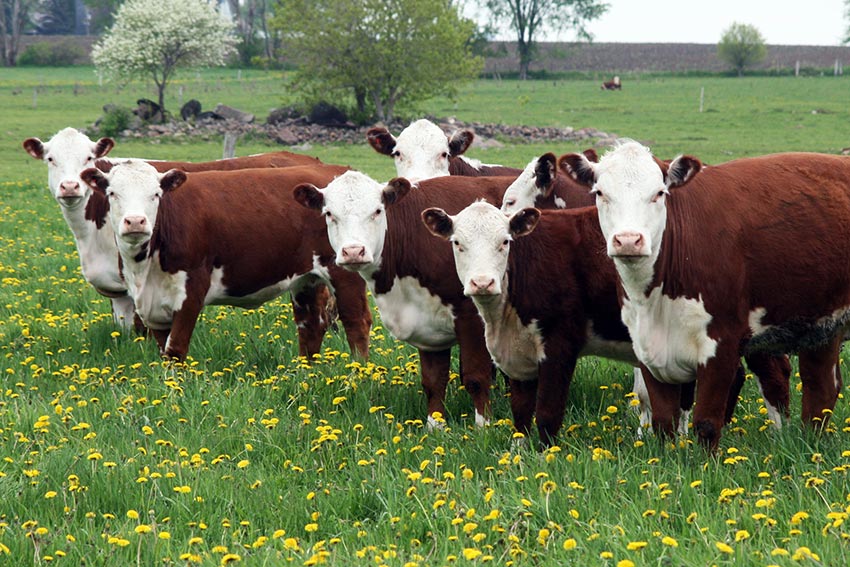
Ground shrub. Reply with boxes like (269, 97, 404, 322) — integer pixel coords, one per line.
(18, 40, 86, 66)
(96, 106, 134, 138)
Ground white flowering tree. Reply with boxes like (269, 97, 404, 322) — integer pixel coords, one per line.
(92, 0, 237, 121)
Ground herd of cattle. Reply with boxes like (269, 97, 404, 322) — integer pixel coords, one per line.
(22, 119, 848, 450)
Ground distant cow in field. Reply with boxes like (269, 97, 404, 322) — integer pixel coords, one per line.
(79, 162, 371, 361)
(560, 141, 848, 449)
(294, 171, 519, 427)
(601, 76, 621, 90)
(367, 118, 521, 181)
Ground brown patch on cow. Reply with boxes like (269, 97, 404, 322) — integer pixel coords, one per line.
(366, 127, 395, 156)
(22, 138, 44, 159)
(146, 150, 323, 173)
(83, 188, 110, 230)
(95, 158, 115, 173)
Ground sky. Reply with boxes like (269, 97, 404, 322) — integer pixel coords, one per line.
(470, 0, 848, 46)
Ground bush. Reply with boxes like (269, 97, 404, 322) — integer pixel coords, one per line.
(96, 106, 134, 138)
(18, 41, 86, 66)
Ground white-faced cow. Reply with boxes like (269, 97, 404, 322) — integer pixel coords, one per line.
(79, 162, 371, 361)
(367, 118, 521, 181)
(422, 201, 790, 445)
(559, 141, 847, 449)
(294, 171, 518, 427)
(24, 128, 337, 352)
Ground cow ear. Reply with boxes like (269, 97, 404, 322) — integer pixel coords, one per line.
(421, 208, 454, 240)
(366, 127, 396, 156)
(582, 148, 599, 163)
(160, 169, 187, 193)
(382, 177, 412, 206)
(22, 138, 45, 160)
(293, 183, 324, 210)
(94, 137, 115, 158)
(448, 130, 474, 157)
(558, 152, 597, 188)
(665, 155, 702, 188)
(534, 153, 557, 195)
(80, 167, 109, 194)
(509, 208, 541, 239)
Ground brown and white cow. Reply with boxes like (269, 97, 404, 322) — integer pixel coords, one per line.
(367, 118, 521, 181)
(422, 201, 791, 445)
(294, 171, 517, 427)
(24, 128, 337, 352)
(79, 162, 371, 361)
(560, 141, 848, 449)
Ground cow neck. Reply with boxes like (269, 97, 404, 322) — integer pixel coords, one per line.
(114, 234, 153, 296)
(469, 273, 511, 329)
(58, 191, 106, 243)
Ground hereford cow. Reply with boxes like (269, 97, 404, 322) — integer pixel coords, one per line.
(294, 171, 518, 427)
(601, 76, 621, 90)
(23, 128, 337, 354)
(367, 118, 521, 181)
(559, 141, 848, 449)
(78, 162, 371, 361)
(422, 202, 791, 445)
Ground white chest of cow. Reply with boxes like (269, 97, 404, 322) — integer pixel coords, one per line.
(125, 251, 189, 330)
(371, 276, 456, 351)
(622, 286, 717, 384)
(472, 293, 545, 381)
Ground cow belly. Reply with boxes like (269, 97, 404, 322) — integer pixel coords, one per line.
(205, 267, 295, 308)
(748, 305, 850, 354)
(580, 331, 638, 365)
(475, 298, 544, 381)
(622, 286, 717, 384)
(372, 276, 456, 351)
(77, 237, 126, 296)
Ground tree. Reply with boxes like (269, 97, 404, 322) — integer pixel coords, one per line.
(717, 22, 766, 76)
(1, 0, 37, 66)
(272, 0, 482, 123)
(92, 0, 237, 121)
(484, 0, 609, 80)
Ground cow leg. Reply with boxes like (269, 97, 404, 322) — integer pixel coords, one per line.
(151, 328, 170, 354)
(162, 277, 208, 361)
(110, 295, 137, 330)
(677, 382, 695, 435)
(640, 366, 682, 440)
(692, 344, 742, 450)
(798, 336, 843, 429)
(328, 266, 371, 359)
(291, 284, 334, 360)
(535, 353, 578, 448)
(722, 364, 747, 425)
(509, 377, 538, 438)
(745, 353, 791, 427)
(454, 308, 495, 426)
(420, 348, 452, 428)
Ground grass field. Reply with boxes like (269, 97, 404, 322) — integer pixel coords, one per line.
(1, 67, 850, 566)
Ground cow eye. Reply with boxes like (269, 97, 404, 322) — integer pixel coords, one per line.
(47, 157, 54, 164)
(651, 190, 667, 203)
(106, 191, 115, 198)
(441, 152, 449, 159)
(391, 150, 400, 158)
(504, 198, 516, 207)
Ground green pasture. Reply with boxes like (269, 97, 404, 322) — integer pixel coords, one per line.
(0, 67, 849, 566)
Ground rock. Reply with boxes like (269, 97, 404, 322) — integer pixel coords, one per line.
(273, 127, 300, 145)
(308, 102, 352, 128)
(267, 106, 303, 125)
(181, 99, 202, 121)
(213, 103, 254, 123)
(134, 98, 163, 122)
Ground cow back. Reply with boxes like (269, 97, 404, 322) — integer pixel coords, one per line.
(147, 150, 323, 173)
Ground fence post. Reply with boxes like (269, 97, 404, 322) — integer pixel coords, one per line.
(699, 87, 704, 113)
(795, 61, 800, 77)
(223, 132, 238, 159)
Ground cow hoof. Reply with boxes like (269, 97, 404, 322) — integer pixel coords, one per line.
(694, 419, 720, 449)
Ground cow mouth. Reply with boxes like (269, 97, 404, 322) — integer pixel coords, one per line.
(120, 230, 152, 243)
(57, 194, 85, 205)
(337, 260, 371, 270)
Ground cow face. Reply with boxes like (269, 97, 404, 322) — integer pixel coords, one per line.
(559, 141, 700, 262)
(80, 161, 186, 247)
(423, 201, 540, 297)
(23, 127, 115, 208)
(501, 154, 557, 214)
(294, 171, 412, 273)
(367, 118, 473, 182)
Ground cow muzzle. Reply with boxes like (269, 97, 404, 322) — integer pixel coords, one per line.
(57, 180, 85, 203)
(465, 275, 500, 297)
(338, 244, 373, 268)
(120, 215, 151, 240)
(610, 231, 648, 257)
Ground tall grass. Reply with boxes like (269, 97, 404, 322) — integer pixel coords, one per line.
(1, 68, 849, 566)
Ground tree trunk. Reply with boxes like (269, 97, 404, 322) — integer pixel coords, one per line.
(517, 38, 531, 80)
(1, 0, 30, 67)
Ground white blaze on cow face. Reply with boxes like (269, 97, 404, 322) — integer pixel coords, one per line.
(23, 127, 115, 207)
(294, 171, 411, 275)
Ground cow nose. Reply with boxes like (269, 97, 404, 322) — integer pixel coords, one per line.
(341, 245, 366, 263)
(612, 232, 644, 256)
(123, 215, 147, 233)
(59, 181, 80, 196)
(468, 276, 497, 295)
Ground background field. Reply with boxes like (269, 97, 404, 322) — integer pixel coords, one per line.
(1, 68, 849, 566)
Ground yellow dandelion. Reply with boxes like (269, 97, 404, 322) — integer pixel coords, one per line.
(237, 460, 249, 469)
(563, 538, 578, 551)
(734, 530, 750, 542)
(462, 548, 482, 560)
(661, 536, 678, 547)
(617, 561, 635, 567)
(715, 542, 734, 554)
(626, 541, 647, 551)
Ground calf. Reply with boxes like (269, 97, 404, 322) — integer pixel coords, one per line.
(422, 202, 790, 445)
(294, 171, 516, 427)
(79, 162, 371, 361)
(367, 118, 521, 181)
(601, 76, 622, 90)
(560, 141, 847, 448)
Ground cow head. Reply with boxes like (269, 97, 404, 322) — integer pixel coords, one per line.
(501, 150, 598, 215)
(23, 127, 116, 208)
(559, 140, 701, 263)
(80, 160, 186, 248)
(422, 201, 540, 298)
(367, 118, 474, 182)
(294, 171, 412, 274)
